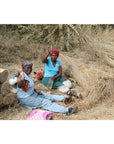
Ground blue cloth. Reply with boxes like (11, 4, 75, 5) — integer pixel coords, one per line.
(44, 57, 61, 77)
(17, 73, 68, 113)
(18, 91, 68, 113)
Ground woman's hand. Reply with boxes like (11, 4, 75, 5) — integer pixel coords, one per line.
(35, 89, 42, 95)
(50, 76, 55, 81)
(19, 72, 25, 81)
(48, 46, 52, 54)
(42, 46, 52, 63)
(17, 72, 25, 88)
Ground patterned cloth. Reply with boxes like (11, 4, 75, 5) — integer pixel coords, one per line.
(27, 109, 53, 120)
(22, 61, 33, 68)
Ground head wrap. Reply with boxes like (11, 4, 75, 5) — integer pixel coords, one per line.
(22, 61, 33, 68)
(51, 49, 59, 57)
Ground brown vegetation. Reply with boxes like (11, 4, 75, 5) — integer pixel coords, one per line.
(0, 24, 114, 120)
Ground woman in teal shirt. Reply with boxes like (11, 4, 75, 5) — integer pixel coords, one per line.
(42, 47, 72, 93)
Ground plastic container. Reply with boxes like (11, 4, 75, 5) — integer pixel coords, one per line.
(47, 78, 54, 89)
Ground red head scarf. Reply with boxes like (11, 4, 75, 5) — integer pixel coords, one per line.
(51, 49, 59, 57)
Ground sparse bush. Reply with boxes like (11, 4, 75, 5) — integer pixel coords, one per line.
(0, 24, 114, 65)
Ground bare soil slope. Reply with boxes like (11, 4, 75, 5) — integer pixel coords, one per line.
(0, 50, 114, 120)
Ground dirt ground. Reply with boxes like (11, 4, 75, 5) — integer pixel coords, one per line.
(0, 55, 114, 120)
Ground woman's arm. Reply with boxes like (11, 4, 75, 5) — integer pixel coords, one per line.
(42, 53, 50, 63)
(42, 47, 52, 63)
(34, 89, 42, 95)
(50, 66, 62, 81)
(17, 73, 25, 88)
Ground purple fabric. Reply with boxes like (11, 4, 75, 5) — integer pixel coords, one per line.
(22, 61, 33, 68)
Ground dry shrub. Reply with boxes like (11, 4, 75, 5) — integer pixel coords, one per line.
(70, 25, 114, 111)
(0, 24, 80, 63)
(59, 51, 114, 111)
(80, 25, 114, 67)
(0, 37, 45, 63)
(79, 77, 114, 111)
(59, 53, 112, 90)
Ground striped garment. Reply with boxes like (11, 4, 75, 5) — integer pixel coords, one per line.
(27, 109, 53, 120)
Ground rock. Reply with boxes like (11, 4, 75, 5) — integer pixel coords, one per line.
(0, 94, 3, 105)
(1, 81, 11, 96)
(0, 68, 8, 84)
(3, 93, 18, 105)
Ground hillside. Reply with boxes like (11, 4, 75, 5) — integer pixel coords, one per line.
(0, 24, 114, 120)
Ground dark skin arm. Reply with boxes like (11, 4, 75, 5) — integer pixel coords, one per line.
(17, 72, 43, 95)
(34, 89, 42, 95)
(42, 53, 50, 63)
(50, 66, 62, 81)
(17, 72, 25, 88)
(42, 47, 52, 63)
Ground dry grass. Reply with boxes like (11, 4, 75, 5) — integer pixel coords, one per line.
(80, 25, 114, 67)
(0, 25, 114, 120)
(79, 77, 114, 111)
(0, 24, 80, 64)
(58, 52, 114, 113)
(0, 60, 114, 120)
(0, 37, 45, 63)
